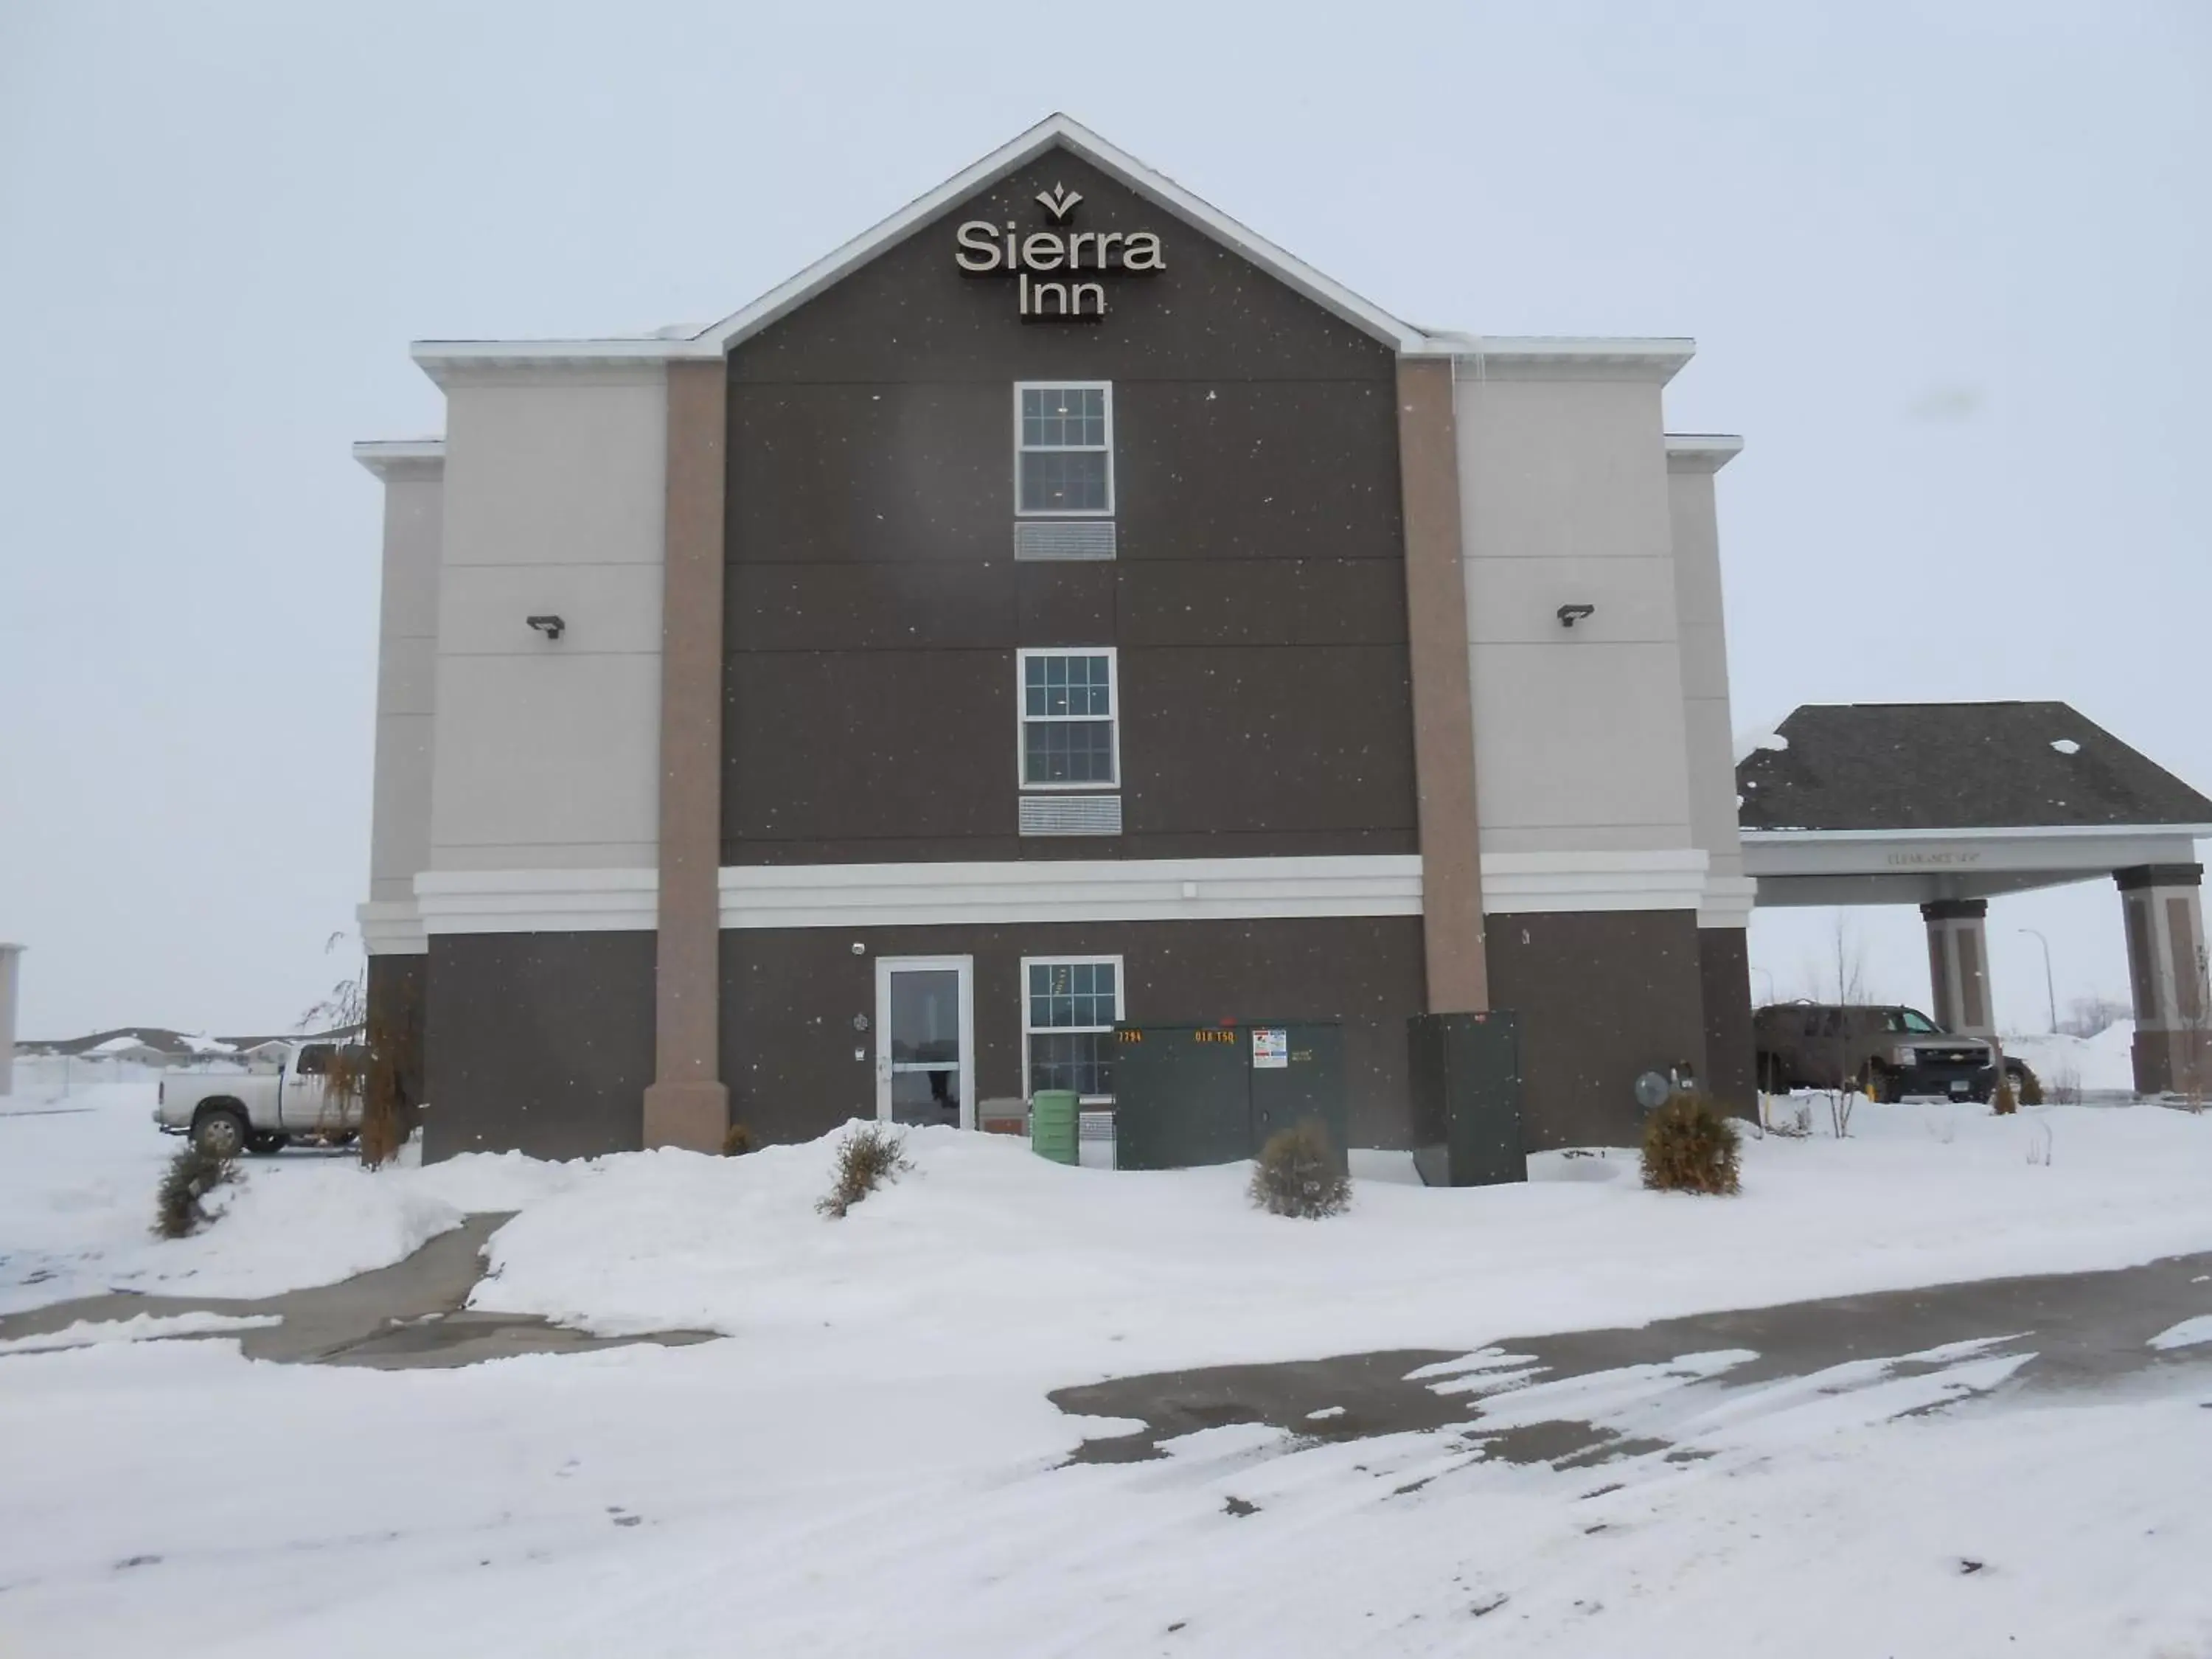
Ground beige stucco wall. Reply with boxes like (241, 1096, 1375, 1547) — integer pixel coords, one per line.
(429, 368, 667, 872)
(1456, 372, 1697, 869)
(368, 467, 442, 912)
(1666, 459, 1750, 922)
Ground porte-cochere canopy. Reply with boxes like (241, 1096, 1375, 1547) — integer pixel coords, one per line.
(1737, 701, 2211, 908)
(1736, 702, 2211, 1094)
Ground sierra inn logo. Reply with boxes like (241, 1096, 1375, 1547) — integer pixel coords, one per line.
(953, 184, 1165, 321)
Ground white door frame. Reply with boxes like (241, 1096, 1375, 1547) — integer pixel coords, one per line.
(874, 955, 976, 1130)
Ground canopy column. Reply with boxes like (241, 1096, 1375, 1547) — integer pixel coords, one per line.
(1921, 898, 1993, 1037)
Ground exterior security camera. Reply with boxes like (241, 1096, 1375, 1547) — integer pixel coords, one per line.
(1557, 604, 1596, 628)
(526, 614, 566, 641)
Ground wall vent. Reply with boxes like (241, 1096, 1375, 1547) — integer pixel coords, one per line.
(1014, 520, 1117, 561)
(1019, 794, 1123, 837)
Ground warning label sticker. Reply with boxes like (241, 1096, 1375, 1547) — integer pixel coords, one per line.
(1252, 1027, 1289, 1069)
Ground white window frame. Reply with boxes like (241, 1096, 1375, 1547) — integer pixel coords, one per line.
(1020, 953, 1124, 1105)
(1015, 647, 1120, 793)
(1013, 380, 1115, 518)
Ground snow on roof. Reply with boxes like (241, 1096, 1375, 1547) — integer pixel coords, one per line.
(1737, 702, 2212, 833)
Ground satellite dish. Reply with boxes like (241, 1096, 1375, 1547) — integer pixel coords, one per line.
(1633, 1070, 1672, 1111)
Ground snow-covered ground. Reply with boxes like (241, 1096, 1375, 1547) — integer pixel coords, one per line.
(2003, 1019, 2141, 1095)
(3, 1082, 2210, 1655)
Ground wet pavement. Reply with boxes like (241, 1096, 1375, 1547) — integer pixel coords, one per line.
(1051, 1250, 2212, 1468)
(0, 1214, 719, 1368)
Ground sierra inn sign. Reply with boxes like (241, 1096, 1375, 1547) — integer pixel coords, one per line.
(954, 184, 1165, 320)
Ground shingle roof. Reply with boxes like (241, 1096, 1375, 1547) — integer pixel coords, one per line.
(1736, 702, 2212, 833)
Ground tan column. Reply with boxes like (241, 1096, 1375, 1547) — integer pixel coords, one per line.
(1396, 358, 1488, 1012)
(641, 361, 730, 1150)
(1921, 898, 1992, 1036)
(2115, 863, 2208, 1096)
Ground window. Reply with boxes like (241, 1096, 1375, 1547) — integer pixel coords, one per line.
(1018, 648, 1118, 789)
(1899, 1009, 1942, 1034)
(1023, 956, 1123, 1101)
(1016, 383, 1113, 515)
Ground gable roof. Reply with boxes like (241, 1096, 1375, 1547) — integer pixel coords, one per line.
(412, 114, 1440, 381)
(1736, 702, 2212, 835)
(686, 114, 1433, 358)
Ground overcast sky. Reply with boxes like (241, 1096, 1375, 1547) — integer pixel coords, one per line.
(1, 1, 2205, 1038)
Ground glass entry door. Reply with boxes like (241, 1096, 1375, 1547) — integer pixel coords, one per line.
(874, 956, 975, 1129)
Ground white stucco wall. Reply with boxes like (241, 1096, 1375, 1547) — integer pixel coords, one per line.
(1456, 371, 1699, 900)
(368, 468, 442, 907)
(428, 368, 667, 874)
(1667, 453, 1753, 926)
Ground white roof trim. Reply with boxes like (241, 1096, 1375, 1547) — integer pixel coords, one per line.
(1665, 433, 1744, 472)
(1741, 824, 2212, 844)
(1441, 334, 1698, 382)
(686, 113, 1428, 356)
(352, 438, 446, 478)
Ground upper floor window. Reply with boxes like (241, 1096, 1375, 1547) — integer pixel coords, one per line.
(1016, 383, 1113, 516)
(1018, 648, 1118, 789)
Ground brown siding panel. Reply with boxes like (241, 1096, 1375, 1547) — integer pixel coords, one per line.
(1697, 928, 1756, 1110)
(426, 932, 655, 1162)
(722, 144, 1410, 870)
(1488, 910, 1709, 1151)
(720, 917, 1425, 1150)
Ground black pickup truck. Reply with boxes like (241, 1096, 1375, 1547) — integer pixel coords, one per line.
(1753, 1004, 2032, 1102)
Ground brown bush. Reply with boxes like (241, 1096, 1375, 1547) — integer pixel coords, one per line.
(722, 1122, 759, 1157)
(358, 970, 422, 1168)
(1248, 1121, 1352, 1219)
(817, 1122, 911, 1217)
(155, 1142, 237, 1239)
(1641, 1091, 1742, 1195)
(2014, 1066, 2043, 1107)
(1991, 1075, 2019, 1116)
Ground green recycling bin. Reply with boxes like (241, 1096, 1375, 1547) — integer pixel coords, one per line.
(1029, 1090, 1079, 1165)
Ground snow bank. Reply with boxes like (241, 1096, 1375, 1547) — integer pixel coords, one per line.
(2003, 1021, 2139, 1093)
(460, 1105, 2212, 1384)
(7, 1089, 2212, 1658)
(12, 1089, 2212, 1369)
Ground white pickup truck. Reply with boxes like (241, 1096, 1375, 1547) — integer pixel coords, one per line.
(153, 1040, 363, 1157)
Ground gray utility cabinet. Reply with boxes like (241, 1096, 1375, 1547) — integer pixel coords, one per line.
(1111, 1020, 1346, 1171)
(1408, 1011, 1526, 1187)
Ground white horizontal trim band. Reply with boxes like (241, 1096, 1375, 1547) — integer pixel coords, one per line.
(358, 900, 428, 955)
(403, 849, 1739, 934)
(1697, 875, 1761, 929)
(1742, 824, 2212, 844)
(417, 869, 658, 934)
(1479, 849, 1710, 914)
(720, 855, 1421, 928)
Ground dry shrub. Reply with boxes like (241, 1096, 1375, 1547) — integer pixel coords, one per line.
(1641, 1091, 1742, 1195)
(722, 1122, 759, 1157)
(1991, 1075, 2019, 1116)
(817, 1122, 911, 1217)
(1248, 1121, 1352, 1220)
(155, 1142, 237, 1239)
(2014, 1065, 2044, 1107)
(359, 971, 422, 1168)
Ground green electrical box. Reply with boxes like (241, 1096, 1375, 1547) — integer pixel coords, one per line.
(1110, 1021, 1346, 1171)
(1029, 1089, 1080, 1165)
(1408, 1011, 1525, 1187)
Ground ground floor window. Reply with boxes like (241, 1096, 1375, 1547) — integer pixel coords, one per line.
(1023, 956, 1122, 1102)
